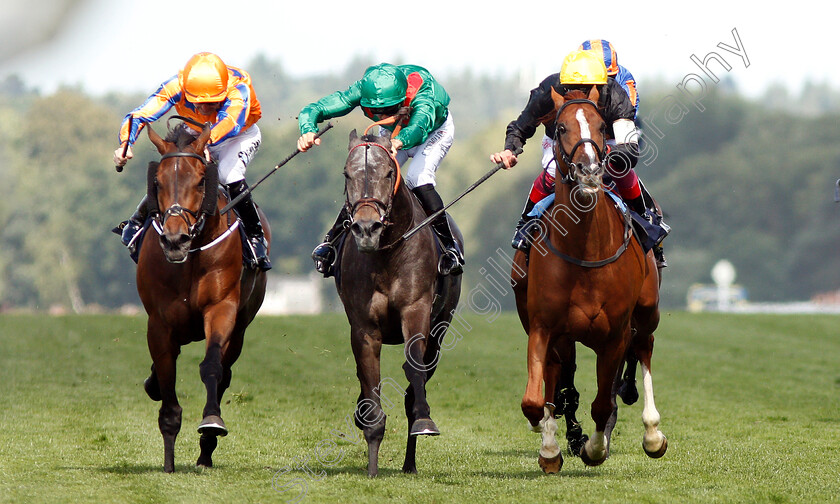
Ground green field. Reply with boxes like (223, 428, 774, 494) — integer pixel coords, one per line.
(1, 312, 838, 503)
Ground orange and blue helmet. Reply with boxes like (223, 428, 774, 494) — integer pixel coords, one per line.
(180, 52, 230, 103)
(579, 39, 619, 76)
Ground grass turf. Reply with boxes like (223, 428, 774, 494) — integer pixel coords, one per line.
(0, 311, 838, 503)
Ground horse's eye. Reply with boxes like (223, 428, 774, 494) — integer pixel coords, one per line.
(557, 124, 567, 135)
(343, 172, 350, 179)
(600, 123, 607, 133)
(385, 170, 394, 179)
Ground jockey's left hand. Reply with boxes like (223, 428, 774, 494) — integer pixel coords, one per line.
(203, 147, 212, 163)
(390, 138, 403, 157)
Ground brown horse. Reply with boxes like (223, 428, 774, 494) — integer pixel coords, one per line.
(511, 88, 666, 473)
(335, 130, 462, 477)
(136, 121, 269, 472)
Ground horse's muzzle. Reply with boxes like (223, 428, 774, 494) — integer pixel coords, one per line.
(350, 218, 384, 252)
(159, 231, 191, 263)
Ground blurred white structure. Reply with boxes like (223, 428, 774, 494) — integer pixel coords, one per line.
(259, 273, 323, 315)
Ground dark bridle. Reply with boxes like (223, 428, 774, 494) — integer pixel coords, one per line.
(344, 140, 402, 224)
(552, 98, 607, 185)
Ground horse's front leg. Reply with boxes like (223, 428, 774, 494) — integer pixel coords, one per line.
(401, 308, 441, 474)
(631, 330, 667, 458)
(196, 302, 238, 468)
(351, 327, 386, 478)
(147, 318, 182, 473)
(521, 325, 551, 428)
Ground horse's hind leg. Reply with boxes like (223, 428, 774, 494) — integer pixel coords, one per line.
(580, 341, 627, 467)
(552, 344, 588, 457)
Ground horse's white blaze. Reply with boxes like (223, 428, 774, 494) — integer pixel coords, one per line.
(576, 109, 597, 165)
(538, 404, 561, 458)
(641, 362, 665, 450)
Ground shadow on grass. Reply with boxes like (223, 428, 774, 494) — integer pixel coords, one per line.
(96, 463, 208, 475)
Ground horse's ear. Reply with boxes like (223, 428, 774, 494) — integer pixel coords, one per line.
(349, 129, 359, 150)
(537, 87, 566, 125)
(147, 124, 167, 154)
(194, 122, 212, 152)
(550, 87, 566, 110)
(587, 84, 601, 104)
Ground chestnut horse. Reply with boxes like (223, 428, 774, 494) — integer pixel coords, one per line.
(335, 131, 462, 477)
(511, 88, 666, 473)
(137, 121, 269, 472)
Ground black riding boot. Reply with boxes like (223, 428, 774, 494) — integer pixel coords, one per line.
(511, 198, 537, 252)
(114, 195, 150, 248)
(312, 207, 351, 278)
(413, 184, 464, 276)
(227, 180, 271, 271)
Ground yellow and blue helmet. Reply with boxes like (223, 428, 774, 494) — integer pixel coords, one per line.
(579, 39, 619, 76)
(559, 50, 608, 85)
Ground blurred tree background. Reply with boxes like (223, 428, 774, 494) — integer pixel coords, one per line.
(2, 55, 840, 312)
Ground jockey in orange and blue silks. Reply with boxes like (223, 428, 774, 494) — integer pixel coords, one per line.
(113, 52, 270, 270)
(579, 39, 639, 119)
(297, 63, 463, 277)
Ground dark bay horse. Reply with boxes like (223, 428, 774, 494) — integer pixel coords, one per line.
(335, 131, 462, 477)
(137, 121, 269, 472)
(511, 88, 666, 473)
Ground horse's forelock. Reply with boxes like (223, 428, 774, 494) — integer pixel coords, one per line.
(563, 89, 588, 101)
(165, 127, 198, 150)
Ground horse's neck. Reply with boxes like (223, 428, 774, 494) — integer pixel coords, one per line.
(551, 184, 621, 255)
(387, 184, 421, 239)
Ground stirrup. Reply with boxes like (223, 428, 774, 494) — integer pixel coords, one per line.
(511, 225, 533, 252)
(248, 235, 272, 271)
(119, 220, 144, 248)
(312, 242, 337, 277)
(438, 249, 464, 276)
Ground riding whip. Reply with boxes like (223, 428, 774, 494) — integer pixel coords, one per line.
(115, 115, 133, 172)
(402, 147, 523, 240)
(220, 122, 334, 214)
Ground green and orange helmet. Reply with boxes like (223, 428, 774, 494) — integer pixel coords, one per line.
(359, 63, 408, 108)
(180, 52, 230, 103)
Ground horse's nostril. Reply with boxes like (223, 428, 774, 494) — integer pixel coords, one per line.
(350, 222, 362, 235)
(370, 221, 384, 234)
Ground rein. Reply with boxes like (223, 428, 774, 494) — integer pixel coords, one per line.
(544, 97, 633, 268)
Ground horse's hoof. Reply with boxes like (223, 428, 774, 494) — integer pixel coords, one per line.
(198, 415, 228, 437)
(567, 433, 589, 457)
(409, 418, 440, 436)
(196, 457, 213, 468)
(617, 380, 639, 405)
(644, 434, 668, 459)
(144, 376, 161, 401)
(579, 445, 607, 467)
(402, 464, 418, 474)
(538, 453, 563, 474)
